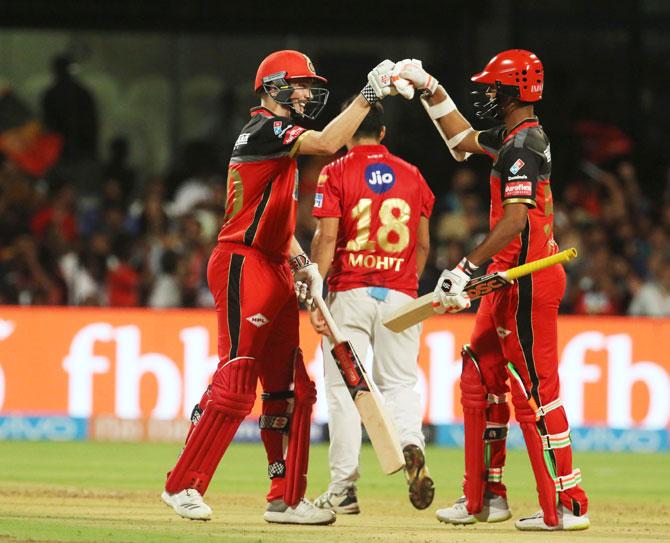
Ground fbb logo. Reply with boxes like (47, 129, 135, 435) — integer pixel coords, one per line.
(365, 163, 395, 194)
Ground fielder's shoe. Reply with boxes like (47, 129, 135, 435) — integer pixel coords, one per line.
(515, 504, 590, 531)
(403, 444, 435, 510)
(264, 498, 336, 525)
(314, 486, 360, 514)
(161, 488, 212, 521)
(436, 492, 512, 525)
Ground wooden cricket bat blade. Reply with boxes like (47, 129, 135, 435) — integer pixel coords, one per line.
(354, 391, 405, 474)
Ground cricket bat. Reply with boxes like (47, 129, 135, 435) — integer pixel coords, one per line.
(313, 295, 405, 475)
(383, 248, 578, 333)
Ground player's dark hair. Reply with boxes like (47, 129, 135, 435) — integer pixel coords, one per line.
(341, 95, 384, 140)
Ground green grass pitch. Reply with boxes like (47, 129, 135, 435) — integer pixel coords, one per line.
(0, 441, 668, 542)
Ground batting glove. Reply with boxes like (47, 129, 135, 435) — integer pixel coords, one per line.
(362, 59, 395, 104)
(432, 257, 477, 314)
(290, 254, 323, 310)
(392, 58, 439, 96)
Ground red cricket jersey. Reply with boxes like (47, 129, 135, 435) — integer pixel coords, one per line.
(217, 107, 308, 260)
(477, 117, 559, 268)
(313, 144, 434, 296)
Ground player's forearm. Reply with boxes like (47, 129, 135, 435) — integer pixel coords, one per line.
(310, 229, 336, 278)
(466, 214, 527, 267)
(300, 95, 370, 155)
(416, 245, 429, 277)
(289, 236, 307, 259)
(424, 86, 482, 155)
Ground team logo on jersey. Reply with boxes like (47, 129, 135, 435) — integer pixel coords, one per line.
(509, 158, 525, 175)
(365, 163, 396, 194)
(317, 174, 328, 186)
(314, 193, 323, 208)
(246, 313, 269, 328)
(273, 121, 283, 136)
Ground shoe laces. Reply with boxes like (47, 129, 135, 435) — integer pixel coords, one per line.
(185, 489, 204, 502)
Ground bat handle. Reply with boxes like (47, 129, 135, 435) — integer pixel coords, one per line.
(504, 247, 578, 281)
(313, 295, 345, 345)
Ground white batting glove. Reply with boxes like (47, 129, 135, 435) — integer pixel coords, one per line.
(362, 59, 395, 104)
(432, 257, 477, 314)
(290, 254, 323, 310)
(393, 58, 439, 96)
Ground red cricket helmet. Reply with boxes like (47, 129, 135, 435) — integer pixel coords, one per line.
(254, 50, 329, 120)
(254, 50, 327, 92)
(471, 49, 544, 102)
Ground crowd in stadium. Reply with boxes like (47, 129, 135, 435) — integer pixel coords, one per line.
(0, 56, 668, 316)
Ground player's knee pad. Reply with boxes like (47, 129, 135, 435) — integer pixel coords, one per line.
(165, 357, 257, 495)
(284, 348, 316, 506)
(506, 362, 582, 526)
(259, 389, 292, 481)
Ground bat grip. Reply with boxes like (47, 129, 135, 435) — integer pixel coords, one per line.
(313, 296, 345, 345)
(504, 248, 577, 281)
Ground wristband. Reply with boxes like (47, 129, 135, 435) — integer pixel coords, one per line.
(457, 257, 478, 277)
(360, 83, 380, 105)
(289, 253, 311, 274)
(424, 93, 456, 119)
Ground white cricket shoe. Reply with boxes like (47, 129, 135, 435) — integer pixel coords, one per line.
(264, 498, 336, 525)
(436, 493, 512, 525)
(314, 486, 360, 514)
(161, 488, 212, 521)
(515, 504, 590, 531)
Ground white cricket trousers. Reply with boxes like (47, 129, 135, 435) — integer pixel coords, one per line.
(322, 287, 424, 492)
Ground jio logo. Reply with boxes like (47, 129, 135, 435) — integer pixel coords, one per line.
(365, 163, 395, 194)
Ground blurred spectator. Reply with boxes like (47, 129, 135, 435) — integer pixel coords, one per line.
(102, 136, 136, 205)
(42, 55, 98, 160)
(148, 249, 182, 308)
(628, 255, 670, 317)
(106, 234, 140, 307)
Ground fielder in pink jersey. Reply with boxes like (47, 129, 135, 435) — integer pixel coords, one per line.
(394, 51, 589, 531)
(161, 50, 401, 524)
(309, 99, 435, 513)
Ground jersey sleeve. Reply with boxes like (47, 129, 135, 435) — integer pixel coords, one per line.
(497, 146, 542, 208)
(312, 164, 342, 218)
(416, 169, 435, 218)
(255, 116, 309, 159)
(476, 126, 506, 159)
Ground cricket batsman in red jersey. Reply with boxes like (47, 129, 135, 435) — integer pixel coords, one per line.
(161, 49, 400, 524)
(308, 99, 435, 513)
(393, 50, 590, 530)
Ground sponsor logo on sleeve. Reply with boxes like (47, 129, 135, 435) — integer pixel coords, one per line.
(544, 145, 552, 163)
(314, 193, 323, 208)
(365, 163, 396, 194)
(234, 133, 250, 148)
(504, 180, 533, 198)
(283, 126, 306, 145)
(509, 158, 525, 175)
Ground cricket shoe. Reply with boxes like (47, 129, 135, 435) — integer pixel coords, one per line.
(436, 492, 512, 525)
(314, 486, 360, 514)
(264, 498, 336, 525)
(161, 488, 212, 521)
(515, 504, 590, 531)
(403, 444, 435, 510)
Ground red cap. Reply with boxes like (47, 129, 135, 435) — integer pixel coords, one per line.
(254, 50, 327, 92)
(471, 49, 544, 102)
